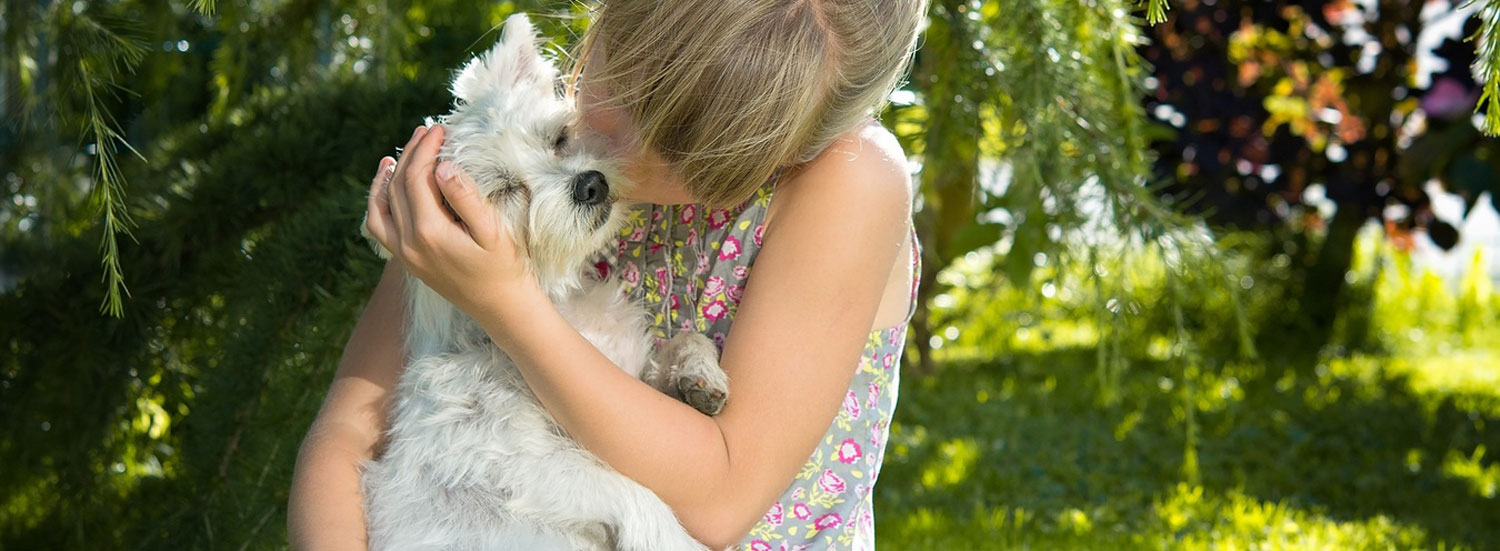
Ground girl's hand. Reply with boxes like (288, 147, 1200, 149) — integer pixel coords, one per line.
(364, 124, 539, 319)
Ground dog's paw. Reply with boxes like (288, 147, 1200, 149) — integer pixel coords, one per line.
(663, 332, 728, 416)
(676, 373, 727, 416)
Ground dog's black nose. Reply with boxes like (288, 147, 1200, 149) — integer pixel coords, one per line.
(572, 171, 609, 206)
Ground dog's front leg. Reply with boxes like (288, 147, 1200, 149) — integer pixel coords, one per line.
(650, 332, 729, 416)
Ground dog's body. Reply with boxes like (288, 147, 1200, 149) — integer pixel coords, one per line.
(357, 14, 728, 551)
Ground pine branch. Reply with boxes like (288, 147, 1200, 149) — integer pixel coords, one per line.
(1466, 0, 1500, 136)
(189, 0, 217, 16)
(65, 10, 149, 316)
(1144, 0, 1170, 25)
(81, 66, 138, 317)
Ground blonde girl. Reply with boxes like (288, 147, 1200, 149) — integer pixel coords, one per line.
(289, 1, 928, 549)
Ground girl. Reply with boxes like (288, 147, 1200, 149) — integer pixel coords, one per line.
(288, 1, 927, 550)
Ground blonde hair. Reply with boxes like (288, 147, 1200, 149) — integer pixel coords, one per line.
(568, 0, 927, 207)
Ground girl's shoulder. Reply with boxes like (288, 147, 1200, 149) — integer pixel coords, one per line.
(765, 120, 913, 231)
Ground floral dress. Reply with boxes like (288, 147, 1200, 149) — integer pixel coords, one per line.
(587, 174, 921, 551)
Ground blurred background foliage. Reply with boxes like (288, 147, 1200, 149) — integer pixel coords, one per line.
(2, 0, 1499, 549)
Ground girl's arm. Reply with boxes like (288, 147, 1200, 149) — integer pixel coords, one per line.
(287, 260, 407, 551)
(470, 132, 913, 549)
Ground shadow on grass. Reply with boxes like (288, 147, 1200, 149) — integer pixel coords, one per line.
(875, 346, 1500, 550)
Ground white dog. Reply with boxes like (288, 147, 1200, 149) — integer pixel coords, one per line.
(358, 14, 729, 551)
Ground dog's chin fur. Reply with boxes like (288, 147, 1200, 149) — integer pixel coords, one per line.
(357, 14, 711, 551)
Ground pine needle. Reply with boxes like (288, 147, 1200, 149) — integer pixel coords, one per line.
(1466, 0, 1500, 136)
(1145, 0, 1171, 25)
(68, 11, 148, 316)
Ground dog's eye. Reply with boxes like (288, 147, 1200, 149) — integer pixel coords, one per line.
(552, 128, 569, 153)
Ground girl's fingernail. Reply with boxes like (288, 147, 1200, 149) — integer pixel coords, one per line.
(411, 127, 422, 139)
(437, 162, 455, 181)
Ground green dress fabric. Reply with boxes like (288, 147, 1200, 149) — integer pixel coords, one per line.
(587, 175, 920, 551)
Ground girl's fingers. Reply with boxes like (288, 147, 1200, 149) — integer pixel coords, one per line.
(434, 161, 498, 250)
(366, 157, 398, 250)
(404, 130, 456, 236)
(405, 124, 445, 179)
(371, 156, 396, 209)
(388, 125, 430, 238)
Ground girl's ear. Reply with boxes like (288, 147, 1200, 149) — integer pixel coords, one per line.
(451, 13, 558, 104)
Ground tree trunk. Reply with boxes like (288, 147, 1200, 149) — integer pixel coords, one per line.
(1300, 197, 1369, 345)
(903, 0, 983, 376)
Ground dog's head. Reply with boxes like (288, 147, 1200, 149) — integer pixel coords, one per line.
(438, 13, 632, 297)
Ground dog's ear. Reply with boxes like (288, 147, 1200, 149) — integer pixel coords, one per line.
(452, 13, 557, 104)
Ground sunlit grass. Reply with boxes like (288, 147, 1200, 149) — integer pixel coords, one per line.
(884, 485, 1468, 551)
(1443, 446, 1500, 500)
(1147, 483, 1466, 551)
(880, 229, 1500, 550)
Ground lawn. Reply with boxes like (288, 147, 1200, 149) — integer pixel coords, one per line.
(874, 237, 1500, 550)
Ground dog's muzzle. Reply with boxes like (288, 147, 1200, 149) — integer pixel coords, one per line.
(572, 171, 609, 206)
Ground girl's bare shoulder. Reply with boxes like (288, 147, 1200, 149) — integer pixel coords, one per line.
(767, 121, 913, 228)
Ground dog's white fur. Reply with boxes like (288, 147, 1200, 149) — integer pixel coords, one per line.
(357, 14, 730, 551)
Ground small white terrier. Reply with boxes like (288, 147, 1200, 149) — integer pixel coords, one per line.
(358, 14, 729, 551)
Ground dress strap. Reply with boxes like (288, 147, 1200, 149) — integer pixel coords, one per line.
(905, 224, 922, 322)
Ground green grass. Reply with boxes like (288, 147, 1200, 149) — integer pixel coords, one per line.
(875, 237, 1500, 550)
(875, 348, 1499, 550)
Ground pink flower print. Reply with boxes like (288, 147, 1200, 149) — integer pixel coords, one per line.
(856, 483, 868, 497)
(713, 332, 725, 348)
(669, 294, 680, 310)
(680, 204, 697, 224)
(703, 275, 726, 298)
(753, 223, 765, 246)
(843, 390, 861, 419)
(628, 225, 646, 242)
(749, 541, 771, 551)
(621, 263, 640, 286)
(708, 208, 731, 229)
(696, 252, 710, 273)
(764, 501, 784, 527)
(719, 236, 742, 261)
(702, 300, 728, 321)
(791, 487, 805, 500)
(686, 228, 698, 248)
(864, 452, 877, 466)
(836, 438, 863, 464)
(866, 382, 880, 409)
(817, 469, 846, 494)
(651, 209, 663, 222)
(727, 285, 745, 305)
(888, 330, 901, 347)
(791, 502, 811, 520)
(594, 261, 610, 281)
(813, 513, 842, 531)
(733, 265, 749, 280)
(655, 268, 670, 293)
(871, 421, 886, 449)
